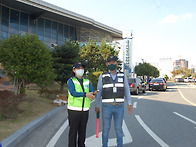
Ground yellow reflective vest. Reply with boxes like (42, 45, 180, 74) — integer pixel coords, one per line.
(67, 77, 90, 111)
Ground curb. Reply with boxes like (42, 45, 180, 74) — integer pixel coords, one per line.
(1, 107, 62, 147)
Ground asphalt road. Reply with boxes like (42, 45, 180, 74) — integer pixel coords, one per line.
(17, 82, 196, 147)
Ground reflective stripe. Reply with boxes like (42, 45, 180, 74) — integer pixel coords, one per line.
(102, 98, 124, 103)
(117, 73, 124, 76)
(102, 74, 110, 78)
(67, 106, 89, 111)
(72, 80, 80, 84)
(102, 99, 114, 102)
(103, 83, 124, 88)
(115, 83, 124, 87)
(83, 81, 89, 85)
(72, 79, 89, 85)
(115, 98, 125, 102)
(103, 84, 113, 88)
(102, 73, 124, 78)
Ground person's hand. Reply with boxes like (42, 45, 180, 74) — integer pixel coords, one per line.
(128, 105, 132, 114)
(95, 107, 100, 114)
(86, 92, 95, 100)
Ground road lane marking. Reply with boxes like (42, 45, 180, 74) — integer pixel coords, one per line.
(175, 84, 196, 107)
(135, 115, 170, 147)
(139, 96, 143, 99)
(173, 112, 196, 125)
(133, 102, 137, 108)
(178, 88, 196, 106)
(46, 119, 69, 147)
(46, 101, 96, 147)
(86, 120, 133, 146)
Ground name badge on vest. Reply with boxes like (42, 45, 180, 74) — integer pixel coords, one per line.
(118, 78, 123, 82)
(113, 87, 117, 93)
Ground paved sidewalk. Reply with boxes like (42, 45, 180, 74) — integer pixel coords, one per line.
(17, 106, 68, 147)
(1, 106, 68, 147)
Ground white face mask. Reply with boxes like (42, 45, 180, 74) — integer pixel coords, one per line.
(75, 69, 84, 77)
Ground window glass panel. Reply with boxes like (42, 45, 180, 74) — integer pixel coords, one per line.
(70, 26, 75, 40)
(45, 19, 51, 38)
(1, 6, 9, 32)
(9, 28, 18, 35)
(58, 23, 63, 42)
(74, 28, 77, 40)
(58, 40, 64, 46)
(29, 15, 36, 34)
(37, 18, 44, 41)
(20, 12, 28, 32)
(52, 21, 57, 40)
(51, 39, 56, 44)
(64, 24, 69, 40)
(10, 9, 19, 31)
(38, 36, 44, 41)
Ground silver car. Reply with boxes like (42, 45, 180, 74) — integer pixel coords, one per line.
(128, 78, 146, 95)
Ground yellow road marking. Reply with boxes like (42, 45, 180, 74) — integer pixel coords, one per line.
(176, 84, 196, 107)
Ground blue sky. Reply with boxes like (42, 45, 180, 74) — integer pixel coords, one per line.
(44, 0, 196, 68)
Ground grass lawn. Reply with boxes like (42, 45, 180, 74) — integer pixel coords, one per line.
(0, 83, 67, 141)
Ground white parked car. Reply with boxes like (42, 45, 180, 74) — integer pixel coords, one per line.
(184, 77, 194, 82)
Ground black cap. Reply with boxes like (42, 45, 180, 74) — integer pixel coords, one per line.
(107, 55, 118, 62)
(73, 62, 85, 68)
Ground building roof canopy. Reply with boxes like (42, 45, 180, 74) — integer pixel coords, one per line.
(1, 0, 122, 40)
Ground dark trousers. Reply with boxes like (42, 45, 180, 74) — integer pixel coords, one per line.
(68, 109, 89, 147)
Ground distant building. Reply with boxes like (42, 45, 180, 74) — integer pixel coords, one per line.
(173, 59, 188, 70)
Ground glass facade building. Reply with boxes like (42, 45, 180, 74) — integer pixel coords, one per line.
(0, 0, 122, 48)
(0, 5, 77, 47)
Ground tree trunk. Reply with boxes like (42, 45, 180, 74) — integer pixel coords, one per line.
(20, 79, 26, 94)
(15, 79, 19, 95)
(60, 82, 65, 93)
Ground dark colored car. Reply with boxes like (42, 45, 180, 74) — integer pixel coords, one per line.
(128, 78, 146, 95)
(175, 78, 184, 82)
(149, 78, 167, 91)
